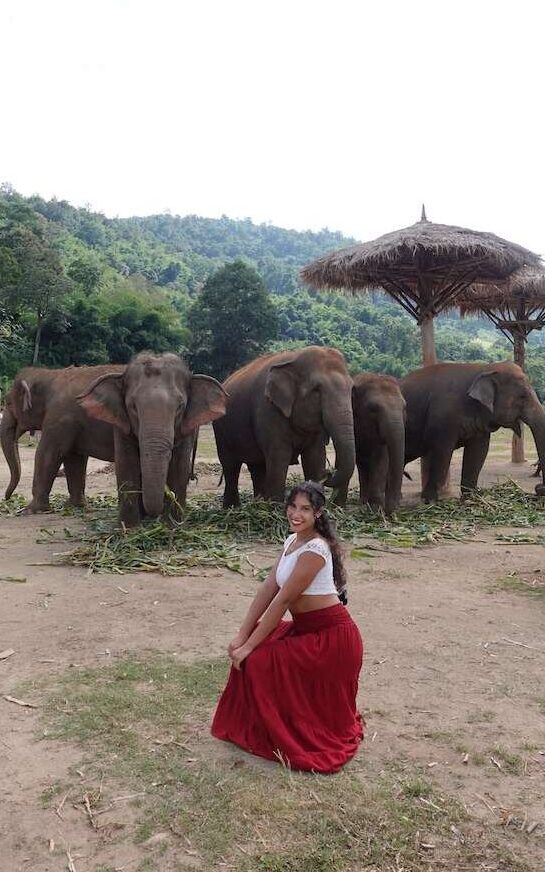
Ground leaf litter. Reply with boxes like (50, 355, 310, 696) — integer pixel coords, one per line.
(0, 480, 544, 576)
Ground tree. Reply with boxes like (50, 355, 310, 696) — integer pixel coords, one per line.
(67, 256, 102, 293)
(39, 284, 189, 367)
(0, 222, 74, 364)
(187, 260, 278, 379)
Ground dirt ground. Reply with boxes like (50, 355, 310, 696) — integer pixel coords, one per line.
(1, 429, 544, 871)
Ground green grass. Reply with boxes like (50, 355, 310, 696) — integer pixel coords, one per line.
(32, 654, 533, 872)
(491, 748, 524, 775)
(39, 781, 66, 807)
(494, 572, 545, 598)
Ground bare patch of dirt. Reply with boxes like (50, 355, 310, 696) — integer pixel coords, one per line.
(1, 430, 544, 869)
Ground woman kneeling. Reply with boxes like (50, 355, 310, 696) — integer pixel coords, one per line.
(211, 480, 364, 773)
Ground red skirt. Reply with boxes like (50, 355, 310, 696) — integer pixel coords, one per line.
(211, 604, 364, 773)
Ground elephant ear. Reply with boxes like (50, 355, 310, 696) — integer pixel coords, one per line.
(180, 375, 229, 434)
(468, 371, 497, 414)
(20, 380, 33, 412)
(265, 360, 297, 418)
(77, 373, 131, 435)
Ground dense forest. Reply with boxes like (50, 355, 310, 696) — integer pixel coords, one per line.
(2, 183, 545, 399)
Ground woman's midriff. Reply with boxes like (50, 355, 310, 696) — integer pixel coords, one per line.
(289, 593, 339, 614)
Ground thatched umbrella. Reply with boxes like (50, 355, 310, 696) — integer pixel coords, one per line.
(459, 266, 545, 462)
(301, 208, 540, 365)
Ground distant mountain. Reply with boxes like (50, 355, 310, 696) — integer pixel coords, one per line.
(26, 194, 358, 296)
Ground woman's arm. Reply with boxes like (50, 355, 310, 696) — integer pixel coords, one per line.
(230, 552, 325, 668)
(227, 558, 280, 653)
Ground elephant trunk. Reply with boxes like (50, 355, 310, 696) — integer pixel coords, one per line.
(322, 404, 356, 494)
(383, 413, 405, 515)
(1, 407, 21, 500)
(139, 426, 174, 517)
(522, 403, 545, 494)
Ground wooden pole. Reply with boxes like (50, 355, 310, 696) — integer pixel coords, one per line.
(419, 313, 450, 493)
(511, 330, 525, 463)
(420, 314, 437, 365)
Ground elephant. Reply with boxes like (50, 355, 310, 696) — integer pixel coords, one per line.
(213, 346, 356, 508)
(351, 372, 406, 514)
(399, 361, 545, 502)
(1, 364, 125, 510)
(78, 352, 228, 525)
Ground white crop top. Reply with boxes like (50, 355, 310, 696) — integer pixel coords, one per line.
(276, 534, 337, 595)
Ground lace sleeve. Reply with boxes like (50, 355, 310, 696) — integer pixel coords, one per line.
(302, 539, 330, 561)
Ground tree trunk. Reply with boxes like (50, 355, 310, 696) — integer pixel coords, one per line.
(512, 331, 525, 463)
(32, 317, 43, 365)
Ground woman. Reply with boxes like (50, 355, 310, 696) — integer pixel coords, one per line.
(211, 480, 364, 773)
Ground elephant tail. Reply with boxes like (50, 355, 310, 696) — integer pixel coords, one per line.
(1, 405, 22, 500)
(190, 428, 199, 481)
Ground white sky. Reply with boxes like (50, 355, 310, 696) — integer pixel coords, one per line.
(1, 0, 544, 254)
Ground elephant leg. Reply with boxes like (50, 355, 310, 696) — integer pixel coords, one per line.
(357, 457, 370, 505)
(301, 440, 327, 483)
(421, 444, 455, 503)
(222, 460, 242, 508)
(114, 430, 143, 527)
(63, 453, 88, 508)
(264, 447, 292, 502)
(384, 447, 402, 515)
(367, 447, 388, 511)
(165, 434, 194, 521)
(248, 463, 267, 498)
(24, 431, 65, 513)
(461, 434, 490, 495)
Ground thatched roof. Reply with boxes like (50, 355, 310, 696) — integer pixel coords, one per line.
(300, 210, 540, 293)
(459, 266, 545, 315)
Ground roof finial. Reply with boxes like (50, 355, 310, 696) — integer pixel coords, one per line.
(420, 204, 428, 222)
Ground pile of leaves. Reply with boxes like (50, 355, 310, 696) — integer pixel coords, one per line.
(2, 480, 542, 576)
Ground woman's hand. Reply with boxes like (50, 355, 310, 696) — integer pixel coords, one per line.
(229, 643, 252, 670)
(227, 632, 249, 656)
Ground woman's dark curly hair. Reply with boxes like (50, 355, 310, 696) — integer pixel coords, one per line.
(285, 480, 348, 604)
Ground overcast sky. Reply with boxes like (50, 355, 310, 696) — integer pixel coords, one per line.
(1, 0, 543, 253)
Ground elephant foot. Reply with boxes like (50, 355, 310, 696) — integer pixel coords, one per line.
(162, 503, 183, 524)
(363, 500, 386, 516)
(535, 483, 545, 497)
(420, 489, 439, 504)
(66, 497, 86, 510)
(384, 500, 399, 517)
(22, 500, 51, 514)
(118, 503, 143, 528)
(118, 513, 142, 528)
(330, 491, 347, 508)
(223, 495, 240, 509)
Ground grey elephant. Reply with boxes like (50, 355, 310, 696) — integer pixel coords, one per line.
(400, 361, 545, 501)
(350, 372, 406, 514)
(213, 346, 355, 508)
(78, 352, 228, 525)
(1, 364, 124, 510)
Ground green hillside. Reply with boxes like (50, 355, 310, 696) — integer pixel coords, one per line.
(2, 184, 545, 398)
